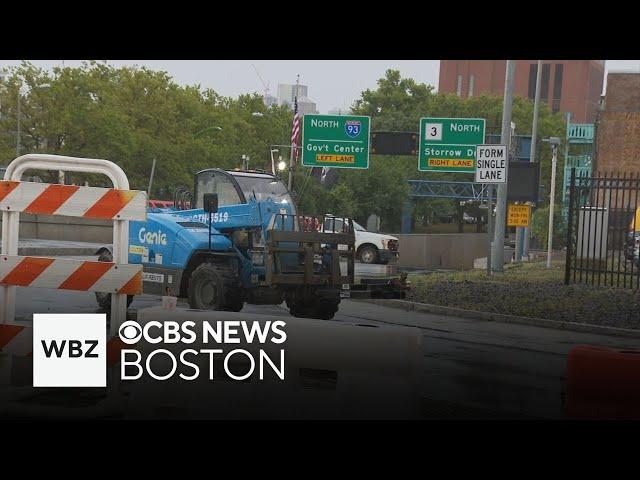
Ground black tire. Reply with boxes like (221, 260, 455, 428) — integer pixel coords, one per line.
(95, 249, 134, 313)
(358, 245, 379, 264)
(223, 288, 245, 312)
(188, 262, 244, 312)
(188, 263, 226, 310)
(314, 300, 339, 320)
(287, 289, 339, 320)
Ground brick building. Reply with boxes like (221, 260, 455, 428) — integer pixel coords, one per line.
(438, 60, 605, 123)
(594, 72, 640, 175)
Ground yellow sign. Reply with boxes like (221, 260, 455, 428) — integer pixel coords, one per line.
(129, 245, 147, 255)
(507, 204, 531, 227)
(426, 158, 474, 168)
(315, 154, 355, 164)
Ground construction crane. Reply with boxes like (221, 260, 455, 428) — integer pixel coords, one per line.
(252, 64, 270, 100)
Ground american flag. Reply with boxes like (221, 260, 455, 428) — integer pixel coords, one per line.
(291, 95, 301, 160)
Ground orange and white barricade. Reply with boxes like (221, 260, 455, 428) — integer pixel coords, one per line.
(0, 154, 147, 335)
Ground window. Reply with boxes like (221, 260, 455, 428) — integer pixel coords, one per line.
(468, 74, 475, 98)
(552, 64, 563, 113)
(353, 221, 367, 232)
(232, 174, 294, 210)
(540, 63, 551, 103)
(456, 74, 463, 97)
(324, 218, 344, 233)
(195, 171, 242, 208)
(528, 64, 537, 100)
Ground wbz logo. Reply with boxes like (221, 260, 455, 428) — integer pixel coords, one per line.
(41, 339, 99, 358)
(33, 314, 106, 387)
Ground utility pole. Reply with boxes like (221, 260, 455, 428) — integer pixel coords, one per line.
(147, 158, 157, 200)
(523, 60, 543, 260)
(545, 137, 560, 268)
(491, 60, 516, 272)
(288, 75, 300, 192)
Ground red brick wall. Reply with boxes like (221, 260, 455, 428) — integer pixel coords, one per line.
(438, 60, 604, 123)
(595, 73, 640, 177)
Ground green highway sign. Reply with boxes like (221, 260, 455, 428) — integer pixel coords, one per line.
(418, 117, 485, 173)
(302, 114, 370, 169)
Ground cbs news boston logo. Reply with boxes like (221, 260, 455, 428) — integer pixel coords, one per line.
(33, 314, 106, 387)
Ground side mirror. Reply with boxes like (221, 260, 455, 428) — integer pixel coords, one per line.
(203, 193, 218, 213)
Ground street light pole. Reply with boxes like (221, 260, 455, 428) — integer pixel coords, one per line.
(193, 125, 223, 139)
(491, 60, 516, 272)
(269, 148, 278, 175)
(545, 137, 560, 268)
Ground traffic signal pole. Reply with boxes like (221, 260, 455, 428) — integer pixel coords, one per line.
(491, 60, 516, 272)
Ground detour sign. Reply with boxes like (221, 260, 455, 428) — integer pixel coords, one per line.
(507, 204, 531, 227)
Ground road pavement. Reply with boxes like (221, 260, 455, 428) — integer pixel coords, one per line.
(12, 279, 638, 419)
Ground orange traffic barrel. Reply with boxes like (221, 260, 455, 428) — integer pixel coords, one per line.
(566, 345, 640, 419)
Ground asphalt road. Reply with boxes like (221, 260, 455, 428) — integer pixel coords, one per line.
(12, 282, 639, 419)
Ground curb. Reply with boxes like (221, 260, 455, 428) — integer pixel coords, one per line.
(360, 298, 640, 339)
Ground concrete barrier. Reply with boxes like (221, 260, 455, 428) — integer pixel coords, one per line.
(394, 233, 488, 270)
(0, 213, 112, 244)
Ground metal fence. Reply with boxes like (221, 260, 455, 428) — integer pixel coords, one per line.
(565, 169, 640, 289)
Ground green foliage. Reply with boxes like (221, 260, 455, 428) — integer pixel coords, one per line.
(532, 205, 567, 249)
(0, 61, 293, 197)
(337, 69, 566, 231)
(0, 64, 567, 231)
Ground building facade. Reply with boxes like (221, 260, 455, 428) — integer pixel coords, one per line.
(277, 84, 309, 106)
(594, 72, 640, 175)
(438, 60, 605, 123)
(277, 83, 318, 114)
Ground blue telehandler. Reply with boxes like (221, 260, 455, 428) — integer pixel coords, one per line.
(95, 168, 356, 320)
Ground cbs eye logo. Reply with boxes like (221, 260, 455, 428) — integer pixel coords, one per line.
(119, 321, 143, 344)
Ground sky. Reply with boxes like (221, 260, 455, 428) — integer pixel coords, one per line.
(1, 60, 639, 113)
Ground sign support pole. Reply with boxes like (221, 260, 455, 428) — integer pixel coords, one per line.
(491, 60, 516, 272)
(547, 143, 558, 268)
(487, 185, 493, 276)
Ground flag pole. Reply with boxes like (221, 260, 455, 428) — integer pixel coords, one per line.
(288, 74, 300, 192)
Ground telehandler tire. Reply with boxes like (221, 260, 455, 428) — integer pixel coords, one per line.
(314, 300, 339, 320)
(287, 289, 339, 320)
(188, 263, 227, 310)
(223, 288, 245, 312)
(188, 262, 244, 312)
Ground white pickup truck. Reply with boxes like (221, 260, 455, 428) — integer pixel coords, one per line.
(323, 215, 399, 264)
